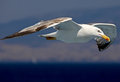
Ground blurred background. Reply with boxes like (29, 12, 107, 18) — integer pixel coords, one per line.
(0, 0, 120, 82)
(0, 0, 120, 63)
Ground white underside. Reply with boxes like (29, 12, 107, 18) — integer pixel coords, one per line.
(57, 30, 93, 43)
(42, 28, 93, 43)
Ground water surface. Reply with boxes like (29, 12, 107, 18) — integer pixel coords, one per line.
(0, 63, 120, 82)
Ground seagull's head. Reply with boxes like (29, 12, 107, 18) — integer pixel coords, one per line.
(93, 28, 110, 42)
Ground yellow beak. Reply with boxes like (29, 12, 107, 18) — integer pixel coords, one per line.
(101, 35, 110, 42)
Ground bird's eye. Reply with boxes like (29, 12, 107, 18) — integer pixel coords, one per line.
(97, 30, 101, 33)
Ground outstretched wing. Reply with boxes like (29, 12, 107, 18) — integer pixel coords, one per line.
(91, 23, 117, 51)
(1, 17, 81, 40)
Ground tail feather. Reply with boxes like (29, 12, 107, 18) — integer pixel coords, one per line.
(39, 32, 57, 40)
(40, 35, 56, 40)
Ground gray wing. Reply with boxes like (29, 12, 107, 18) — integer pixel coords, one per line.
(91, 23, 117, 51)
(1, 17, 81, 40)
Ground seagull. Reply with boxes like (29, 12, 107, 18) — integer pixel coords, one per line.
(1, 17, 117, 51)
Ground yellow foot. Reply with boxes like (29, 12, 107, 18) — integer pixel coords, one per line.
(46, 37, 56, 40)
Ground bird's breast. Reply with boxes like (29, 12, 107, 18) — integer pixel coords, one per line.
(56, 29, 93, 43)
(76, 29, 93, 43)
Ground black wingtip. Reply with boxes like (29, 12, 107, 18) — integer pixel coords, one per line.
(0, 37, 14, 40)
(0, 38, 6, 40)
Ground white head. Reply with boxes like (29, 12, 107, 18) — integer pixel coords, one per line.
(91, 27, 110, 42)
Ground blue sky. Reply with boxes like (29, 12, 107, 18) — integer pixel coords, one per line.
(0, 0, 120, 62)
(1, 0, 120, 23)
